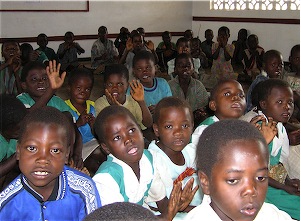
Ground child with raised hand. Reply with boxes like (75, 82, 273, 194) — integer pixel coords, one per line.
(185, 119, 293, 220)
(200, 29, 214, 67)
(17, 60, 83, 169)
(211, 26, 235, 80)
(0, 106, 101, 220)
(92, 105, 196, 220)
(0, 95, 27, 191)
(242, 34, 265, 80)
(168, 53, 209, 124)
(149, 97, 203, 215)
(132, 50, 172, 114)
(95, 63, 152, 131)
(0, 40, 22, 95)
(246, 49, 284, 112)
(244, 78, 300, 219)
(36, 33, 58, 62)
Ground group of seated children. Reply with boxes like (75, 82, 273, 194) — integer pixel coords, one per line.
(0, 24, 300, 221)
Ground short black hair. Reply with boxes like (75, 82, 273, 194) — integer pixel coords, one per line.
(21, 61, 46, 82)
(0, 95, 27, 133)
(176, 37, 189, 48)
(252, 79, 291, 110)
(18, 106, 72, 147)
(68, 67, 94, 86)
(205, 29, 213, 34)
(153, 97, 193, 124)
(196, 119, 267, 177)
(263, 50, 282, 65)
(218, 26, 230, 36)
(161, 31, 171, 38)
(98, 26, 107, 33)
(94, 106, 139, 143)
(290, 44, 300, 57)
(209, 79, 241, 101)
(84, 202, 158, 221)
(175, 53, 194, 68)
(132, 50, 155, 68)
(103, 64, 129, 84)
(37, 33, 47, 39)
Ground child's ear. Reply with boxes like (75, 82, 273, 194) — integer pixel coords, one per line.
(153, 124, 159, 137)
(209, 100, 216, 112)
(21, 82, 27, 91)
(259, 100, 267, 110)
(198, 171, 210, 195)
(100, 143, 110, 155)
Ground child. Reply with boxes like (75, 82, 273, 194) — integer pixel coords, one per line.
(149, 97, 203, 211)
(91, 26, 119, 69)
(0, 106, 101, 220)
(0, 40, 22, 95)
(184, 29, 193, 42)
(242, 34, 265, 80)
(246, 49, 283, 112)
(119, 33, 158, 81)
(167, 37, 201, 79)
(17, 60, 83, 169)
(168, 53, 209, 122)
(114, 27, 130, 59)
(36, 33, 58, 62)
(156, 31, 177, 72)
(191, 37, 208, 69)
(95, 63, 152, 131)
(232, 28, 248, 67)
(92, 106, 196, 220)
(211, 26, 235, 80)
(200, 29, 214, 67)
(132, 50, 172, 114)
(0, 95, 27, 191)
(185, 119, 293, 220)
(20, 42, 49, 66)
(244, 79, 300, 219)
(57, 31, 85, 73)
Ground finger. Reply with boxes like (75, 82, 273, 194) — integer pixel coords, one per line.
(60, 71, 66, 82)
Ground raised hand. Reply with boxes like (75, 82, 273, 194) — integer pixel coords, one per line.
(130, 80, 144, 102)
(126, 38, 133, 51)
(164, 182, 182, 221)
(178, 177, 198, 211)
(76, 110, 91, 127)
(46, 60, 66, 90)
(250, 115, 277, 144)
(145, 40, 155, 51)
(105, 89, 122, 106)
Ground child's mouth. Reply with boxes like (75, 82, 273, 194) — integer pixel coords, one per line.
(240, 204, 258, 216)
(34, 171, 49, 176)
(37, 87, 46, 91)
(128, 147, 138, 155)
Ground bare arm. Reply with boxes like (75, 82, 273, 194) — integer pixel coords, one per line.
(119, 38, 133, 64)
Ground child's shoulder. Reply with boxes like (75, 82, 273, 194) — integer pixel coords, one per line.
(0, 175, 22, 206)
(255, 202, 293, 220)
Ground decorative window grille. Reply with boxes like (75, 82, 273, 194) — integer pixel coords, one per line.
(210, 0, 300, 10)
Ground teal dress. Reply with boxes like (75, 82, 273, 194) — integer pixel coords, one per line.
(265, 138, 300, 220)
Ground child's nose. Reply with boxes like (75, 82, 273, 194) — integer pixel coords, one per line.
(36, 149, 50, 165)
(241, 179, 257, 197)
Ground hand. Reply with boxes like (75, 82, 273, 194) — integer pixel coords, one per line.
(145, 40, 155, 51)
(250, 116, 277, 144)
(148, 105, 156, 115)
(105, 89, 122, 106)
(286, 178, 300, 190)
(130, 80, 144, 102)
(12, 56, 22, 73)
(284, 183, 300, 196)
(46, 60, 66, 90)
(72, 156, 84, 170)
(76, 110, 90, 127)
(88, 114, 95, 129)
(126, 38, 133, 51)
(288, 129, 300, 146)
(178, 177, 198, 211)
(165, 182, 182, 221)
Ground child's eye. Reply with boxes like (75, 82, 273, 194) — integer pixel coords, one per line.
(182, 124, 189, 128)
(85, 88, 91, 92)
(118, 83, 123, 87)
(226, 179, 239, 185)
(113, 136, 121, 141)
(224, 92, 230, 96)
(165, 125, 172, 129)
(106, 83, 112, 87)
(129, 128, 136, 133)
(256, 176, 267, 182)
(51, 148, 61, 154)
(277, 100, 282, 104)
(288, 100, 294, 105)
(26, 146, 37, 152)
(42, 76, 48, 81)
(238, 93, 245, 98)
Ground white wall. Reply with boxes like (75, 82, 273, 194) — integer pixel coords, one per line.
(0, 1, 192, 59)
(192, 1, 300, 61)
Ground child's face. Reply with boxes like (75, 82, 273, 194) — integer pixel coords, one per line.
(177, 41, 190, 54)
(133, 36, 143, 51)
(2, 42, 21, 60)
(70, 77, 93, 106)
(175, 57, 194, 80)
(264, 55, 283, 78)
(247, 36, 258, 51)
(260, 86, 294, 123)
(162, 33, 171, 44)
(105, 74, 128, 104)
(153, 107, 193, 153)
(37, 36, 48, 49)
(133, 59, 155, 87)
(191, 40, 200, 55)
(101, 114, 144, 165)
(200, 139, 268, 221)
(217, 30, 229, 43)
(22, 68, 49, 101)
(64, 34, 74, 44)
(210, 81, 246, 120)
(290, 50, 300, 73)
(205, 31, 214, 41)
(17, 122, 69, 197)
